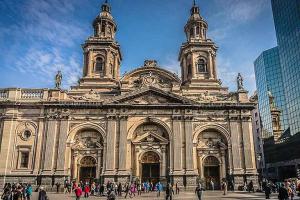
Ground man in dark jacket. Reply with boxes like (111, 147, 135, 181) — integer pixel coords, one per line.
(195, 183, 203, 200)
(165, 183, 174, 200)
(38, 187, 47, 200)
(278, 184, 289, 200)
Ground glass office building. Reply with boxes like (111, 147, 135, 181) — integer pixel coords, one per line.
(254, 0, 300, 137)
(254, 47, 289, 138)
(271, 0, 300, 136)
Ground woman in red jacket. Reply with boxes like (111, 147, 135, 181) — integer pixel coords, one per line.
(75, 185, 83, 200)
(84, 184, 90, 198)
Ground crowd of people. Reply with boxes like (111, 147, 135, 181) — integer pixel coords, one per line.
(1, 183, 33, 200)
(2, 178, 300, 200)
(262, 179, 300, 200)
(63, 180, 178, 200)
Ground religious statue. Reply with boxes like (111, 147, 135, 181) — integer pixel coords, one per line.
(55, 71, 62, 89)
(237, 73, 244, 91)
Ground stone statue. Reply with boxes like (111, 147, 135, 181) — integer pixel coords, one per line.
(55, 71, 62, 89)
(237, 73, 244, 91)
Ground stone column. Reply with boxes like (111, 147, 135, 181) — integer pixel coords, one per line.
(229, 119, 243, 172)
(162, 146, 166, 177)
(242, 117, 257, 172)
(208, 52, 214, 78)
(184, 116, 194, 172)
(118, 116, 128, 173)
(135, 147, 140, 178)
(105, 116, 117, 174)
(220, 153, 226, 180)
(43, 119, 58, 173)
(172, 117, 182, 172)
(96, 150, 102, 179)
(191, 53, 196, 77)
(88, 51, 93, 77)
(102, 143, 107, 174)
(33, 113, 45, 174)
(56, 118, 69, 173)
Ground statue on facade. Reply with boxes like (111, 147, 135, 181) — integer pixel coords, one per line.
(55, 71, 62, 89)
(237, 73, 244, 91)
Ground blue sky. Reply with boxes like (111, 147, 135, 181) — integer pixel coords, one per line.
(0, 0, 277, 94)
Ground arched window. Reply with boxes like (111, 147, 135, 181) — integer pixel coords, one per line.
(196, 26, 200, 35)
(197, 58, 207, 73)
(190, 28, 194, 38)
(95, 57, 104, 72)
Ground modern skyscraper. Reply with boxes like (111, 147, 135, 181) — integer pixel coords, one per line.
(271, 0, 300, 136)
(254, 47, 289, 138)
(254, 0, 300, 137)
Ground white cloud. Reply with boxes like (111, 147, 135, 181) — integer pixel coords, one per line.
(209, 0, 268, 41)
(161, 55, 181, 76)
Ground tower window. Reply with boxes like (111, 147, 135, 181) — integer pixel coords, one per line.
(20, 152, 29, 168)
(95, 57, 104, 72)
(190, 28, 194, 38)
(196, 26, 200, 35)
(197, 59, 207, 73)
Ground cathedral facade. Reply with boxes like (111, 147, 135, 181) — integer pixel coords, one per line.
(0, 2, 258, 189)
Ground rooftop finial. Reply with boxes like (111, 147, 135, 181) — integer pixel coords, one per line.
(193, 0, 196, 6)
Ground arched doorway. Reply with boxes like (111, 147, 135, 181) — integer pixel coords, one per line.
(70, 128, 104, 182)
(141, 151, 160, 184)
(131, 122, 169, 184)
(79, 156, 97, 182)
(195, 128, 229, 190)
(204, 156, 220, 190)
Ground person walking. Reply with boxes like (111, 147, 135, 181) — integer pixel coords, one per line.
(25, 184, 33, 200)
(221, 180, 227, 195)
(156, 182, 163, 197)
(137, 182, 142, 196)
(38, 187, 47, 200)
(130, 182, 136, 197)
(165, 183, 174, 200)
(84, 184, 90, 198)
(175, 182, 179, 194)
(195, 183, 203, 200)
(264, 184, 271, 199)
(248, 180, 254, 193)
(210, 180, 214, 191)
(13, 185, 23, 200)
(55, 182, 61, 193)
(75, 184, 83, 200)
(124, 183, 130, 199)
(117, 182, 122, 196)
(278, 183, 289, 200)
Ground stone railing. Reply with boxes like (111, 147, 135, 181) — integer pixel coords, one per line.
(0, 90, 8, 99)
(21, 89, 44, 99)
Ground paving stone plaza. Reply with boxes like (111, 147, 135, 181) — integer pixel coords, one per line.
(27, 191, 300, 200)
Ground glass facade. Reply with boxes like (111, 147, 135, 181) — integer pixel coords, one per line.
(254, 47, 289, 138)
(272, 0, 300, 136)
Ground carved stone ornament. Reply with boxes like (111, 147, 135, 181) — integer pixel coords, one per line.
(144, 60, 158, 67)
(124, 94, 169, 104)
(72, 131, 103, 150)
(16, 121, 37, 141)
(69, 89, 103, 102)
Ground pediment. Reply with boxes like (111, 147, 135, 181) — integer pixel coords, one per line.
(132, 131, 169, 144)
(111, 87, 194, 105)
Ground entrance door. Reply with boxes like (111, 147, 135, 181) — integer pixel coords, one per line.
(79, 156, 97, 183)
(80, 167, 96, 183)
(204, 166, 220, 189)
(203, 156, 220, 190)
(142, 163, 160, 184)
(141, 151, 160, 185)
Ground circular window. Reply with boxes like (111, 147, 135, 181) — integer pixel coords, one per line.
(22, 130, 31, 140)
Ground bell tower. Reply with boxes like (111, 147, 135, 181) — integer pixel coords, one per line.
(179, 1, 221, 92)
(72, 0, 122, 94)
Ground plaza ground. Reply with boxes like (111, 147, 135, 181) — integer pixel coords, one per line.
(30, 191, 300, 200)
